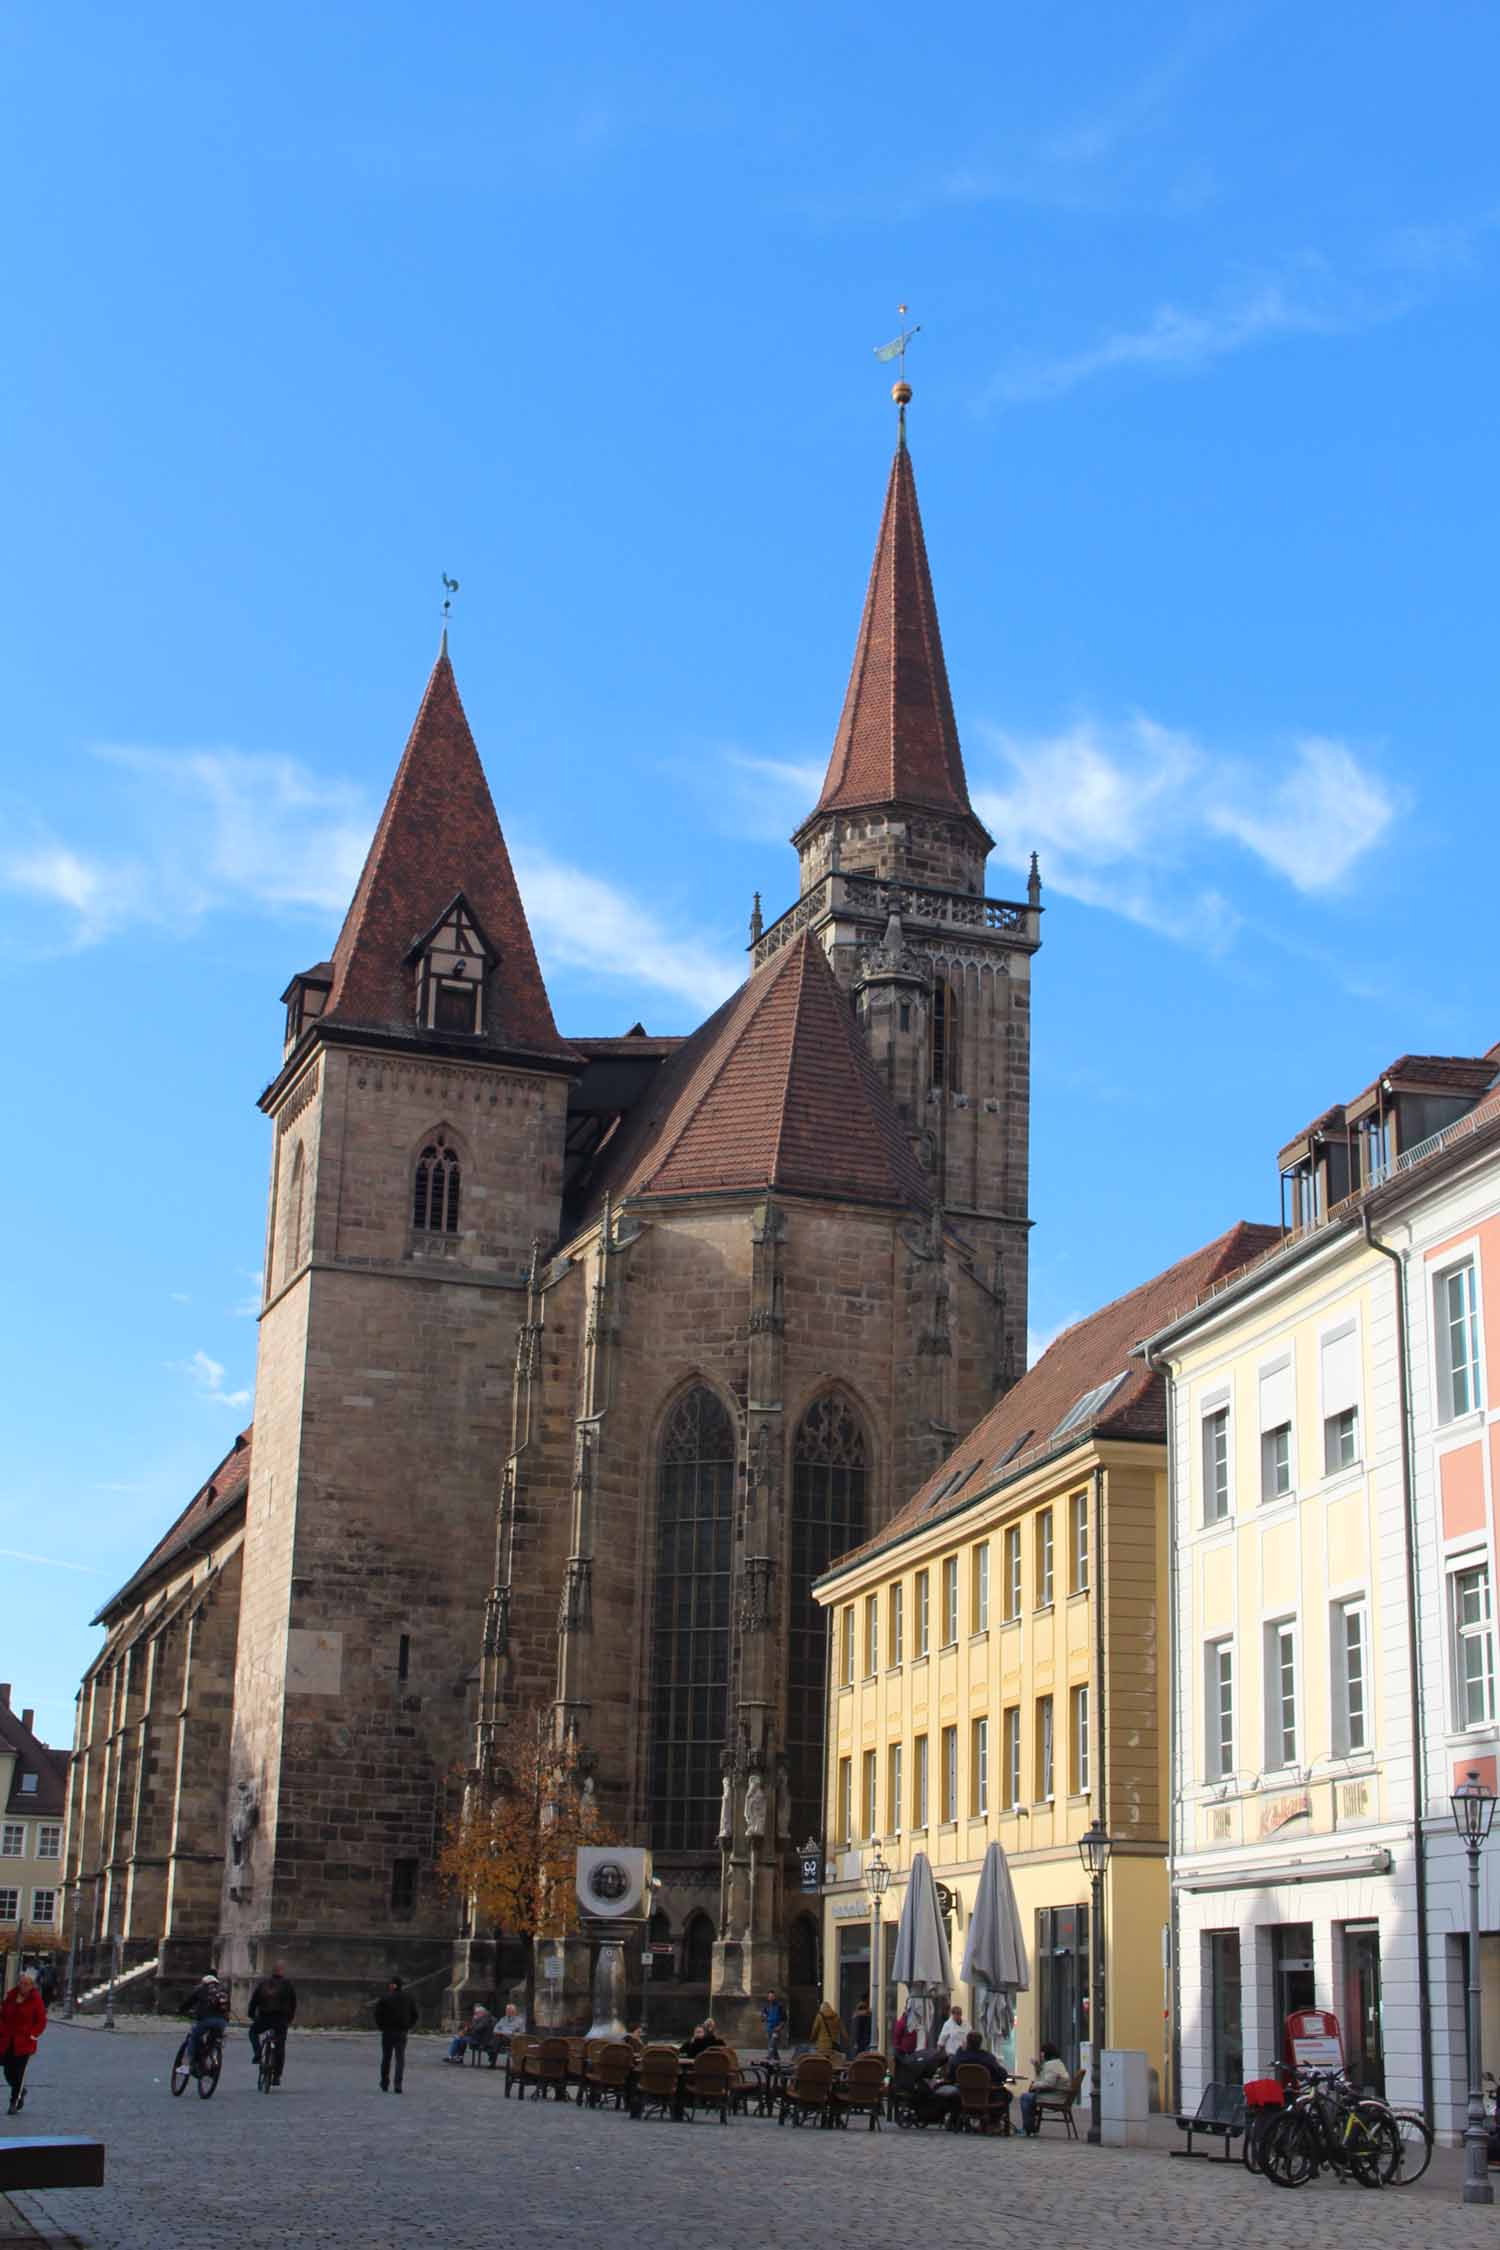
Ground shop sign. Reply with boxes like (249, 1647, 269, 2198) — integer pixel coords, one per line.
(1259, 1790, 1310, 1837)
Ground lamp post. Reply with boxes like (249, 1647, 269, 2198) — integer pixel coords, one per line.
(1451, 1769, 1496, 2205)
(866, 1840, 892, 2055)
(1077, 1818, 1113, 2147)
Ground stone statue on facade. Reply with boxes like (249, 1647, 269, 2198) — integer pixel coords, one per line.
(744, 1771, 768, 1840)
(718, 1771, 734, 1847)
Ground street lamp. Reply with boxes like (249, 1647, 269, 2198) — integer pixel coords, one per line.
(1077, 1818, 1112, 2147)
(1451, 1769, 1496, 2206)
(866, 1840, 892, 2055)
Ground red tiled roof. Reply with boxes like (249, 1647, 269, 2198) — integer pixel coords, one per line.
(828, 1218, 1281, 1577)
(1345, 1053, 1497, 1114)
(93, 1428, 253, 1625)
(803, 437, 989, 836)
(323, 646, 574, 1063)
(582, 931, 932, 1214)
(0, 1702, 67, 1819)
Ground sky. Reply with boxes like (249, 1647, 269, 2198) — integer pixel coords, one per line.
(4, 0, 1500, 1743)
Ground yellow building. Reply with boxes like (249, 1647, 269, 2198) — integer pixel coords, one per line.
(815, 1222, 1275, 2095)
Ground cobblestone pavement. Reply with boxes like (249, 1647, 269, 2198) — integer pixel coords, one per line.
(3, 2021, 1496, 2250)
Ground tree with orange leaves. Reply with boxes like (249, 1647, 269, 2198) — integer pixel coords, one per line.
(438, 1704, 614, 1961)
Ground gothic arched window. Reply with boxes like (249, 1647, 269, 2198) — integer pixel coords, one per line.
(278, 1142, 305, 1288)
(412, 1136, 460, 1234)
(649, 1385, 735, 1853)
(682, 1910, 715, 1985)
(788, 1392, 869, 1849)
(930, 975, 960, 1092)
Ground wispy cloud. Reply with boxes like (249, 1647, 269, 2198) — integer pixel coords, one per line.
(992, 274, 1339, 404)
(0, 1548, 97, 1575)
(511, 845, 740, 1016)
(171, 1348, 252, 1412)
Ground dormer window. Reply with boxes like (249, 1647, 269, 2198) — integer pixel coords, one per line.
(281, 964, 332, 1053)
(412, 896, 495, 1039)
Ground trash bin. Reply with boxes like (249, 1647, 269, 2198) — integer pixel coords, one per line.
(1099, 2049, 1150, 2147)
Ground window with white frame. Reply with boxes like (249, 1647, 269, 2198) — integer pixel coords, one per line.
(1036, 1696, 1055, 1801)
(838, 1757, 852, 1843)
(1264, 1619, 1298, 1768)
(941, 1556, 959, 1646)
(1202, 1405, 1230, 1523)
(1320, 1323, 1361, 1476)
(862, 1749, 877, 1838)
(1036, 1510, 1054, 1607)
(888, 1742, 904, 1834)
(30, 1890, 56, 1926)
(941, 1726, 958, 1823)
(971, 1717, 989, 1815)
(1450, 1561, 1496, 1729)
(1071, 1684, 1090, 1795)
(973, 1543, 990, 1633)
(1070, 1491, 1089, 1592)
(915, 1571, 931, 1658)
(1332, 1598, 1368, 1755)
(914, 1734, 930, 1827)
(842, 1605, 855, 1687)
(1205, 1639, 1234, 1780)
(0, 1825, 23, 1859)
(1259, 1357, 1294, 1501)
(864, 1593, 879, 1677)
(889, 1582, 904, 1667)
(36, 1824, 60, 1859)
(0, 1891, 16, 1922)
(1002, 1707, 1020, 1809)
(1436, 1260, 1483, 1423)
(1004, 1526, 1021, 1620)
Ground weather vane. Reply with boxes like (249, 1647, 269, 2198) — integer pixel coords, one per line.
(874, 304, 921, 393)
(441, 572, 460, 627)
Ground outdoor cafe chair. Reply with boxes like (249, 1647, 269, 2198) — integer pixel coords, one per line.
(1030, 2066, 1085, 2138)
(503, 2033, 531, 2099)
(634, 2043, 684, 2122)
(685, 2047, 734, 2124)
(832, 2052, 888, 2131)
(778, 2052, 835, 2127)
(530, 2036, 572, 2102)
(953, 2062, 1007, 2134)
(584, 2040, 636, 2111)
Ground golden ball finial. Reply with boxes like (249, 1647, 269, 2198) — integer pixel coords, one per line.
(891, 380, 913, 407)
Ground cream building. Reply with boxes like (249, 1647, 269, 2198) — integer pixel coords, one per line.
(1149, 1045, 1500, 2136)
(815, 1222, 1273, 2092)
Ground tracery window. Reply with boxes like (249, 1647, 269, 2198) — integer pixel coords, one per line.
(649, 1386, 735, 1852)
(788, 1392, 869, 1848)
(930, 975, 960, 1092)
(412, 1137, 461, 1234)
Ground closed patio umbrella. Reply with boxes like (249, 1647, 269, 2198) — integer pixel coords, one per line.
(961, 1840, 1029, 2052)
(891, 1850, 954, 2046)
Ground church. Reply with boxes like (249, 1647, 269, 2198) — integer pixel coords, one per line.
(61, 398, 1042, 2031)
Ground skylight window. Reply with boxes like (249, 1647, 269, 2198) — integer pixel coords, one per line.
(994, 1429, 1035, 1471)
(1052, 1371, 1128, 1441)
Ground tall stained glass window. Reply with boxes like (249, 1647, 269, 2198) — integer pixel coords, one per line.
(788, 1392, 869, 1848)
(649, 1386, 735, 1851)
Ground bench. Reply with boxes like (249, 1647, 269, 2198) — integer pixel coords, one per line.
(0, 2137, 107, 2192)
(1171, 2081, 1245, 2160)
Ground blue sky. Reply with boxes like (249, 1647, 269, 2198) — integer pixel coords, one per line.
(5, 0, 1499, 1741)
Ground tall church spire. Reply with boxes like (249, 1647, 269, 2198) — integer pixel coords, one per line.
(798, 419, 991, 845)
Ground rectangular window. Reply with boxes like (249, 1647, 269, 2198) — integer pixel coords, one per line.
(1202, 1407, 1230, 1523)
(942, 1556, 959, 1646)
(1205, 1639, 1234, 1781)
(19, 1775, 36, 1796)
(888, 1743, 904, 1835)
(914, 1735, 930, 1828)
(1036, 1697, 1055, 1801)
(972, 1543, 990, 1633)
(842, 1605, 856, 1687)
(1069, 1684, 1088, 1795)
(1324, 1406, 1359, 1476)
(1451, 1563, 1496, 1728)
(1002, 1707, 1021, 1810)
(1036, 1511, 1055, 1607)
(864, 1593, 879, 1677)
(1437, 1261, 1483, 1422)
(1070, 1492, 1089, 1593)
(838, 1757, 853, 1844)
(36, 1824, 61, 1860)
(1261, 1423, 1292, 1502)
(971, 1717, 989, 1815)
(397, 1632, 411, 1682)
(890, 1582, 905, 1667)
(1265, 1620, 1298, 1768)
(29, 1890, 56, 1927)
(390, 1858, 418, 1915)
(0, 1826, 23, 1859)
(1332, 1599, 1368, 1755)
(862, 1749, 878, 1839)
(915, 1571, 931, 1658)
(941, 1725, 958, 1822)
(1004, 1526, 1022, 1620)
(0, 1891, 16, 1922)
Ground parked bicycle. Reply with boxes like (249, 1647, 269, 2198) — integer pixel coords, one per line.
(171, 2023, 224, 2100)
(1259, 2066, 1400, 2188)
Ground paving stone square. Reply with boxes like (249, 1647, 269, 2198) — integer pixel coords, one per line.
(3, 2023, 1496, 2250)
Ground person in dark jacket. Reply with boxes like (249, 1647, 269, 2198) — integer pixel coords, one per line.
(183, 1973, 230, 2069)
(850, 1994, 873, 2054)
(0, 1975, 47, 2113)
(374, 1977, 419, 2092)
(247, 1964, 297, 2084)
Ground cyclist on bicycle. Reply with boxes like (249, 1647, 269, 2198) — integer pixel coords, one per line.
(183, 1973, 230, 2069)
(247, 1963, 297, 2085)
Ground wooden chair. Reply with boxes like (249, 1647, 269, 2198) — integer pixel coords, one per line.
(635, 2043, 684, 2122)
(503, 2032, 531, 2099)
(585, 2040, 636, 2111)
(953, 2062, 1007, 2134)
(1030, 2066, 1085, 2137)
(685, 2047, 734, 2124)
(530, 2035, 572, 2101)
(832, 2052, 888, 2131)
(778, 2052, 835, 2127)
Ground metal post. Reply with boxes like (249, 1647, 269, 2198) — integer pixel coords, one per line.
(64, 1925, 78, 2019)
(103, 1934, 117, 2032)
(1463, 1839, 1493, 2204)
(1088, 1870, 1105, 2145)
(871, 1894, 883, 2057)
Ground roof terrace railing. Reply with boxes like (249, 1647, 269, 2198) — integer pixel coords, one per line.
(752, 873, 1036, 967)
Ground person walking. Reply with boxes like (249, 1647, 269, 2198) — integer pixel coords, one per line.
(375, 1977, 419, 2092)
(810, 1998, 845, 2058)
(936, 2003, 967, 2060)
(850, 1994, 872, 2054)
(0, 1973, 46, 2114)
(247, 1962, 297, 2084)
(760, 1990, 786, 2057)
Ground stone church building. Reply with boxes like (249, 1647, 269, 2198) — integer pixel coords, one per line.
(63, 412, 1042, 2029)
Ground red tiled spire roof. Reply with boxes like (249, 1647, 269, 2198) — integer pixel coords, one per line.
(805, 435, 989, 835)
(586, 931, 932, 1212)
(323, 645, 573, 1062)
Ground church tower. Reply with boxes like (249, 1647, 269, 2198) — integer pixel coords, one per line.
(756, 394, 1041, 1392)
(221, 644, 578, 2014)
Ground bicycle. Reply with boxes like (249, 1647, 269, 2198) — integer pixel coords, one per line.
(171, 2024, 224, 2101)
(254, 2023, 281, 2094)
(1242, 2064, 1294, 2174)
(1259, 2067, 1399, 2188)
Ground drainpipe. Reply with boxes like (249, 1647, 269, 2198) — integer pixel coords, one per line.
(1363, 1207, 1434, 2126)
(1143, 1342, 1181, 2113)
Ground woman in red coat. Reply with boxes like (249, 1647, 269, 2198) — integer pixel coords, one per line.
(0, 1974, 47, 2113)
